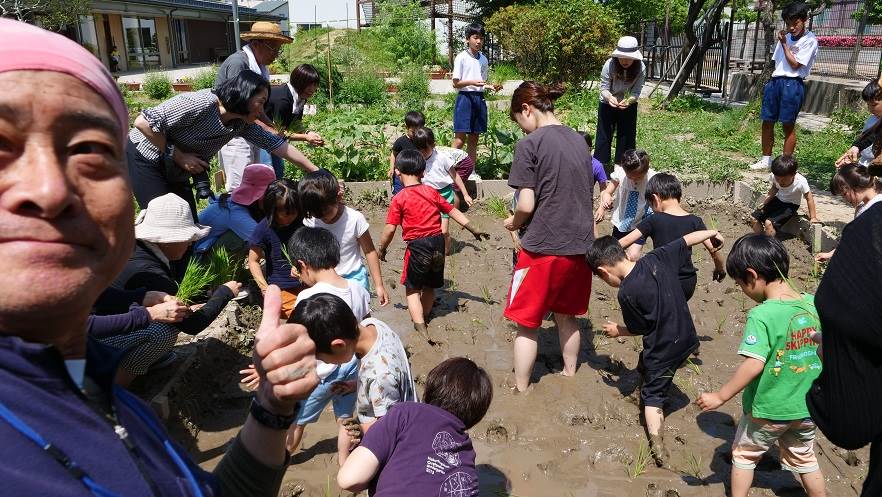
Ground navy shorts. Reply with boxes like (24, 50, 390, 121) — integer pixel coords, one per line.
(752, 197, 800, 230)
(760, 77, 805, 124)
(453, 91, 488, 134)
(402, 234, 446, 290)
(638, 350, 696, 408)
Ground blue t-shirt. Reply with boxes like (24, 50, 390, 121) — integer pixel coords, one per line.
(194, 198, 258, 254)
(249, 218, 302, 288)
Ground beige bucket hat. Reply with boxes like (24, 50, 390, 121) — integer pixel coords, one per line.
(134, 193, 210, 243)
(240, 21, 293, 44)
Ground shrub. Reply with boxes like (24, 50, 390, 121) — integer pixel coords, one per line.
(372, 0, 439, 69)
(142, 71, 173, 100)
(487, 0, 621, 88)
(191, 66, 218, 90)
(337, 71, 387, 106)
(397, 65, 430, 110)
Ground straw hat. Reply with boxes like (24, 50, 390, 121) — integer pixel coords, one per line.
(240, 22, 293, 44)
(134, 193, 210, 243)
(611, 36, 643, 61)
(231, 163, 276, 205)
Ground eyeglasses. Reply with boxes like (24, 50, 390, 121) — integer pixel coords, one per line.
(255, 40, 282, 54)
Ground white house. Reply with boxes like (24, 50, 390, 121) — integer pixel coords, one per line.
(288, 0, 357, 31)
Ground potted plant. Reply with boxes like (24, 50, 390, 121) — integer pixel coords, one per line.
(172, 78, 193, 92)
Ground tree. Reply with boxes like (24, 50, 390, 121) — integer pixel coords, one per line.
(486, 0, 621, 88)
(603, 0, 690, 33)
(0, 0, 90, 31)
(663, 0, 730, 104)
(468, 0, 536, 22)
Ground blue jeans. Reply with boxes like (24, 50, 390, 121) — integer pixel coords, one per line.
(294, 357, 359, 424)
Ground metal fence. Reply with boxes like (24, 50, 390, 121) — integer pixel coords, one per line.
(636, 0, 882, 96)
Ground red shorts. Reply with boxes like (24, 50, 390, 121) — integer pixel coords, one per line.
(504, 249, 592, 329)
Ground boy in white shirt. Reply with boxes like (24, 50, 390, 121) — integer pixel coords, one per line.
(284, 226, 372, 463)
(751, 2, 819, 170)
(451, 23, 501, 169)
(595, 149, 657, 261)
(752, 155, 818, 236)
(413, 127, 474, 255)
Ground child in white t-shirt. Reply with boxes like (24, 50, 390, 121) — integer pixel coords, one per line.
(413, 127, 473, 255)
(298, 169, 389, 306)
(595, 149, 657, 261)
(285, 226, 372, 464)
(751, 155, 818, 236)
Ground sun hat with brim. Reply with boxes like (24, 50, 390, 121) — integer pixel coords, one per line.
(232, 163, 276, 205)
(135, 193, 210, 243)
(240, 21, 293, 44)
(611, 36, 643, 61)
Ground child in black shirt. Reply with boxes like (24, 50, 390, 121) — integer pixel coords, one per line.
(586, 229, 723, 467)
(617, 173, 725, 300)
(389, 111, 425, 195)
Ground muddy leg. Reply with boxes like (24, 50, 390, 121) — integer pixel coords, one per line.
(442, 217, 451, 256)
(514, 326, 539, 392)
(421, 288, 436, 319)
(336, 420, 351, 466)
(763, 220, 776, 237)
(554, 313, 580, 377)
(406, 287, 425, 326)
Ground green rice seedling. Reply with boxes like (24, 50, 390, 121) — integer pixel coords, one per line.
(628, 440, 652, 479)
(484, 196, 510, 219)
(206, 246, 240, 287)
(685, 451, 704, 480)
(686, 358, 702, 376)
(481, 285, 492, 305)
(715, 313, 727, 335)
(176, 259, 214, 304)
(673, 373, 699, 399)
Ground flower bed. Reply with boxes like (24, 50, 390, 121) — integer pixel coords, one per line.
(816, 35, 882, 48)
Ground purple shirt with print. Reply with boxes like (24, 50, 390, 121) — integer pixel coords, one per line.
(360, 402, 478, 497)
(592, 157, 608, 186)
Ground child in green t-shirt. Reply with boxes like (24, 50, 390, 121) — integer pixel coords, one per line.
(697, 234, 825, 497)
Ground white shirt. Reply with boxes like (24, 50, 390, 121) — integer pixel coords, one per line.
(771, 172, 811, 205)
(856, 193, 882, 218)
(297, 280, 371, 321)
(243, 44, 270, 80)
(772, 31, 818, 79)
(609, 165, 657, 231)
(303, 206, 370, 276)
(421, 150, 455, 190)
(299, 280, 371, 380)
(452, 50, 489, 92)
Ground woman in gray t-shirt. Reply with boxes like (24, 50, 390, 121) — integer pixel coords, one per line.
(595, 36, 646, 167)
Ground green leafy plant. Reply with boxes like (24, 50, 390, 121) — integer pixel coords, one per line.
(337, 71, 387, 106)
(191, 66, 218, 91)
(176, 259, 214, 304)
(489, 62, 523, 83)
(397, 65, 430, 111)
(142, 71, 173, 100)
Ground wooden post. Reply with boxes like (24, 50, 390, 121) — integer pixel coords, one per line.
(356, 0, 362, 31)
(430, 0, 436, 66)
(327, 30, 334, 109)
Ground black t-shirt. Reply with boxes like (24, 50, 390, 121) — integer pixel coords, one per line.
(618, 238, 699, 370)
(507, 125, 594, 256)
(392, 135, 416, 156)
(636, 212, 706, 280)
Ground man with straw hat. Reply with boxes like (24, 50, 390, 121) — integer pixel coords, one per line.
(216, 21, 293, 191)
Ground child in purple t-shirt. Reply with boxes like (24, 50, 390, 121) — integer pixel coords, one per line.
(579, 131, 609, 190)
(337, 357, 492, 497)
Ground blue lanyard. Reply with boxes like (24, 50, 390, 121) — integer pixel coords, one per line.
(0, 391, 205, 497)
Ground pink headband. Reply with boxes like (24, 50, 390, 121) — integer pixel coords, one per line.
(0, 18, 129, 141)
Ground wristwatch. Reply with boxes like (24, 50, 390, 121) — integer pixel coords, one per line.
(249, 398, 297, 430)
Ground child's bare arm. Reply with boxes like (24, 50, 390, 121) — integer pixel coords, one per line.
(377, 224, 397, 261)
(448, 209, 489, 240)
(505, 188, 535, 231)
(683, 230, 723, 249)
(805, 191, 819, 222)
(450, 168, 473, 205)
(388, 152, 396, 178)
(761, 185, 778, 206)
(358, 232, 389, 306)
(618, 228, 646, 249)
(704, 239, 726, 281)
(247, 247, 269, 292)
(696, 357, 765, 411)
(337, 446, 380, 492)
(595, 180, 618, 222)
(509, 229, 522, 252)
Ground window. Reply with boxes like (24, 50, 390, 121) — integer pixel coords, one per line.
(77, 15, 100, 57)
(123, 16, 160, 70)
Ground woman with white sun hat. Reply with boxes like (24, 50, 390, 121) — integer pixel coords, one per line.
(594, 35, 647, 167)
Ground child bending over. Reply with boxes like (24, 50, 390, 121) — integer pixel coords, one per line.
(697, 234, 825, 497)
(751, 155, 818, 237)
(595, 149, 657, 261)
(586, 229, 723, 466)
(299, 169, 389, 306)
(617, 173, 725, 300)
(337, 357, 492, 496)
(377, 150, 488, 338)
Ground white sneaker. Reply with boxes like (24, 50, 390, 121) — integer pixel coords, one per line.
(749, 159, 770, 170)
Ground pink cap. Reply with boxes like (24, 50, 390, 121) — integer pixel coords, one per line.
(231, 164, 277, 205)
(0, 18, 128, 142)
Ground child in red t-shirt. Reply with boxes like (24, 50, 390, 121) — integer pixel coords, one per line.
(377, 150, 488, 338)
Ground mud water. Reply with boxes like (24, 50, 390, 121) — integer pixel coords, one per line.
(156, 199, 868, 497)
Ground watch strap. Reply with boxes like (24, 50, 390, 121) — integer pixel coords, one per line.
(249, 398, 297, 430)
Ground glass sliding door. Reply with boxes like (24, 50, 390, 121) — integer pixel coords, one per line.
(77, 15, 100, 57)
(174, 19, 190, 64)
(139, 18, 160, 69)
(123, 16, 161, 71)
